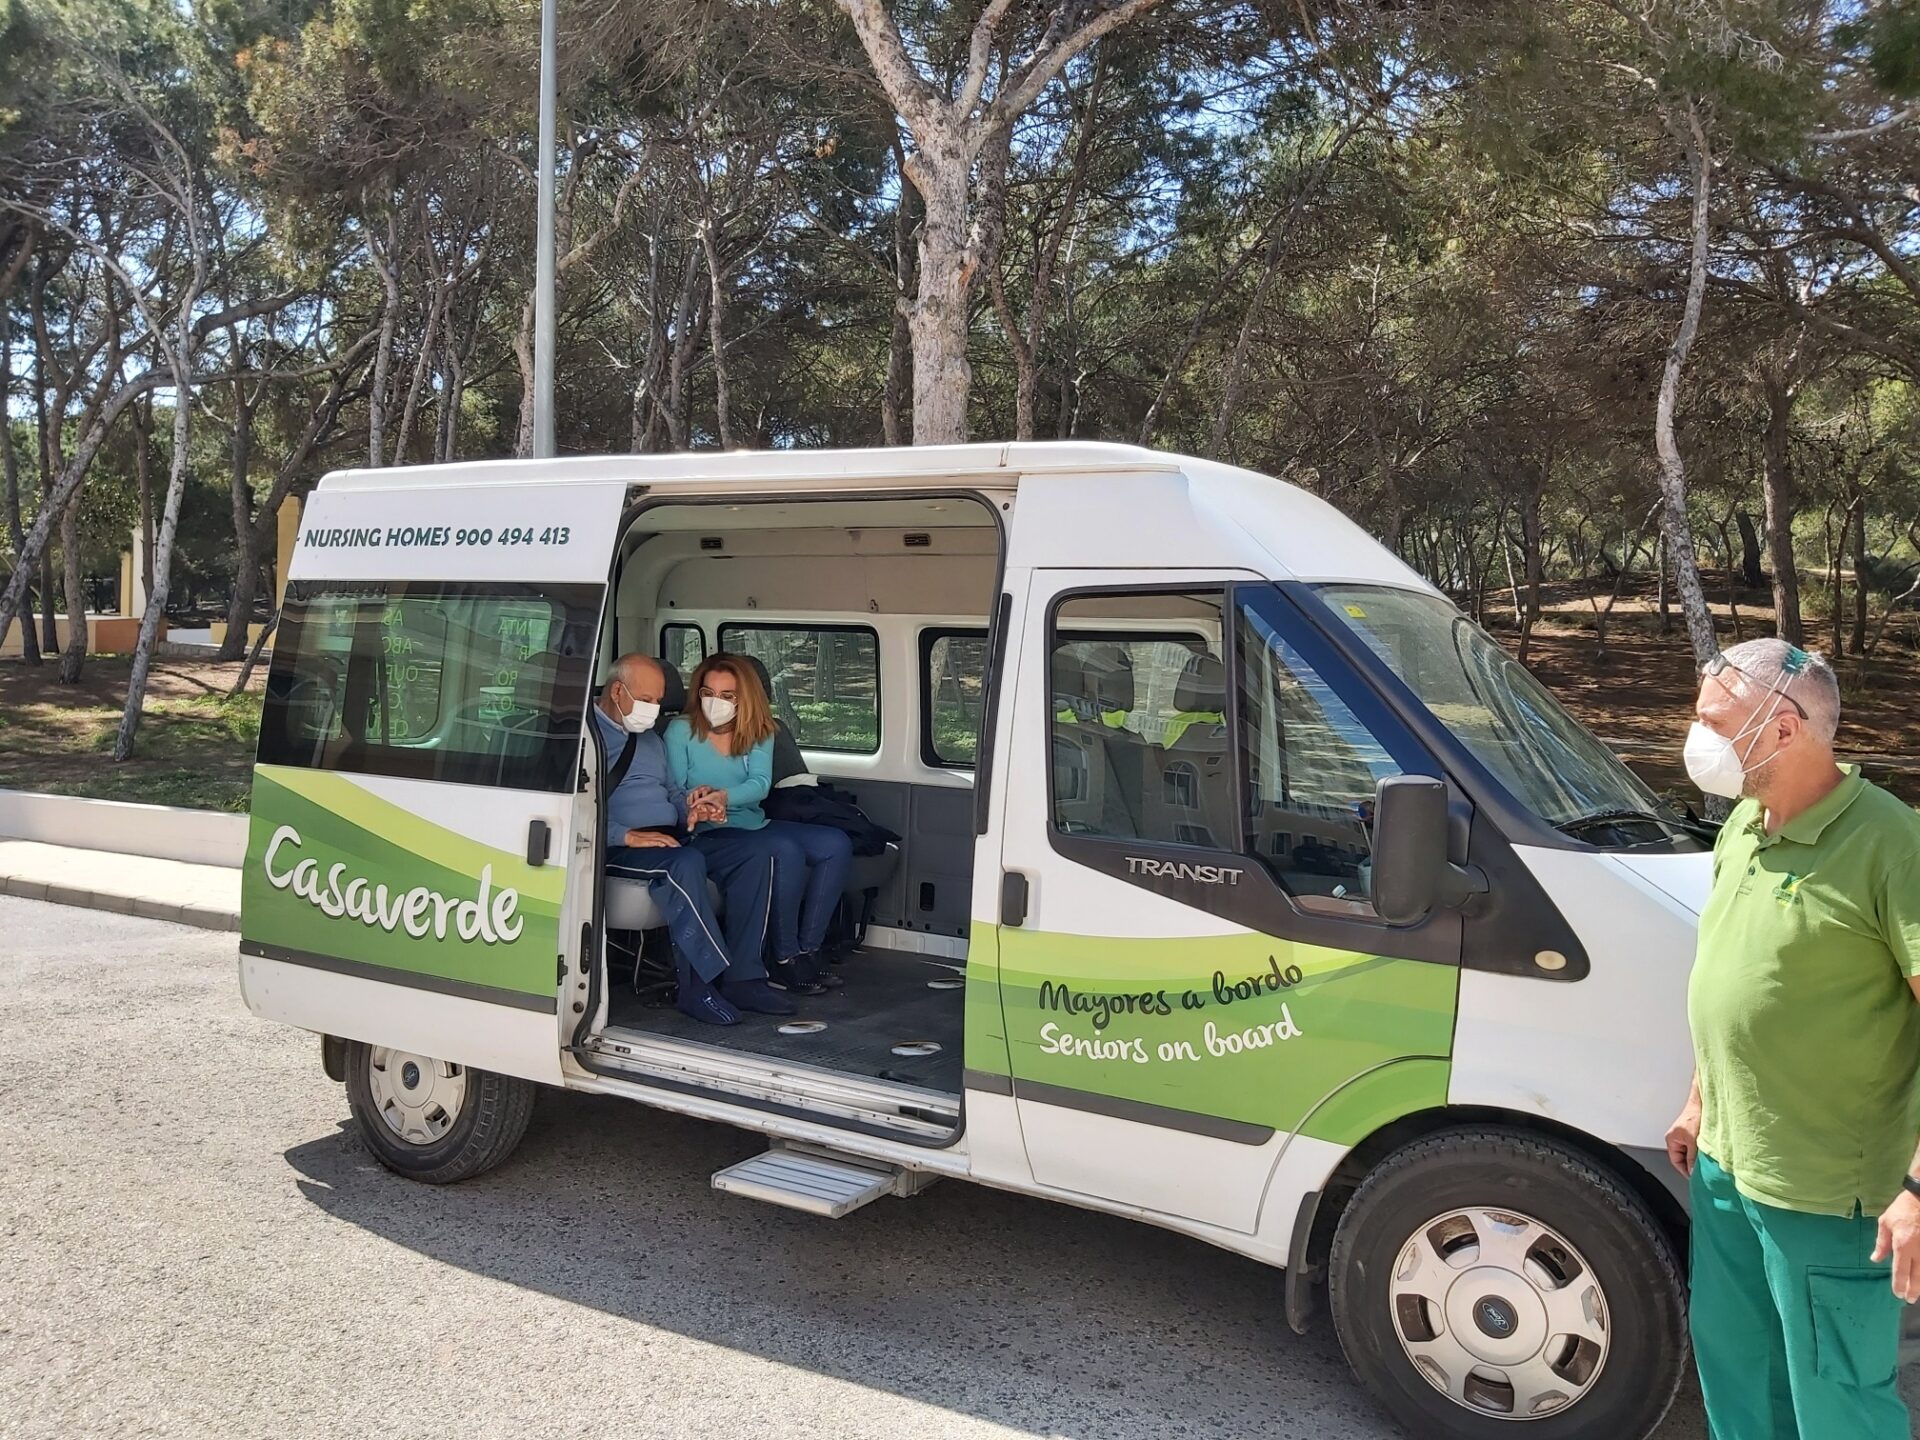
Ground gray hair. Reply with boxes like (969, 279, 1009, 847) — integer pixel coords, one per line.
(608, 653, 661, 691)
(1720, 637, 1840, 744)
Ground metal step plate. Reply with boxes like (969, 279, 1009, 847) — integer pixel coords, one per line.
(711, 1147, 900, 1218)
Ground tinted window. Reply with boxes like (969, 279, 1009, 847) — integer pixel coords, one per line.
(258, 581, 600, 792)
(1237, 598, 1402, 913)
(1048, 592, 1222, 843)
(718, 623, 879, 753)
(924, 628, 989, 766)
(659, 622, 705, 680)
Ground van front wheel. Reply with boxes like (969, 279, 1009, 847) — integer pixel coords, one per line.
(344, 1041, 535, 1183)
(1329, 1128, 1685, 1440)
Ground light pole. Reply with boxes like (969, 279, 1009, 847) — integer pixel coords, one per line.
(532, 0, 558, 459)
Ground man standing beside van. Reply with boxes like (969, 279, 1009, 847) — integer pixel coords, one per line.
(596, 654, 795, 1025)
(1667, 638, 1920, 1440)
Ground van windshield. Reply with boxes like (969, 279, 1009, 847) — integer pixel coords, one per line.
(1315, 584, 1701, 845)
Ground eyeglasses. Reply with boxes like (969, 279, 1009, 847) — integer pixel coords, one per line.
(1700, 652, 1809, 720)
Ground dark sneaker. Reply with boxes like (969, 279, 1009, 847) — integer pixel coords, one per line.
(722, 979, 798, 1016)
(768, 957, 829, 996)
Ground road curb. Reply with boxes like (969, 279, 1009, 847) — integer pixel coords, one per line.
(2, 872, 239, 932)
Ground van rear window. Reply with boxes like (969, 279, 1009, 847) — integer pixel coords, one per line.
(717, 623, 879, 753)
(257, 581, 601, 792)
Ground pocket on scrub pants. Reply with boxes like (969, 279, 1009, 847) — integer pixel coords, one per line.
(1806, 1267, 1901, 1388)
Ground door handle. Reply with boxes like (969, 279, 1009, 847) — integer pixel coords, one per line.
(1000, 871, 1029, 928)
(526, 819, 552, 867)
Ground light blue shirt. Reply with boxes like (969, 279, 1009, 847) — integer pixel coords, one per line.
(593, 707, 685, 848)
(663, 717, 773, 831)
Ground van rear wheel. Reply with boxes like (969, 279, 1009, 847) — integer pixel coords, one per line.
(1329, 1128, 1685, 1440)
(344, 1041, 535, 1183)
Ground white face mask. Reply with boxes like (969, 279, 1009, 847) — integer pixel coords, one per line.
(701, 696, 737, 728)
(615, 688, 660, 735)
(1684, 690, 1788, 799)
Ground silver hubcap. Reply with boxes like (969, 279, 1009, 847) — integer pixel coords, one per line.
(1388, 1207, 1610, 1420)
(367, 1047, 467, 1146)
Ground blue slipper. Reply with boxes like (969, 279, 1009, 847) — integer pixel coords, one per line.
(677, 984, 740, 1026)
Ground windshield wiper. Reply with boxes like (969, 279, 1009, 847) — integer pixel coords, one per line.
(1555, 808, 1679, 839)
(1551, 814, 1720, 844)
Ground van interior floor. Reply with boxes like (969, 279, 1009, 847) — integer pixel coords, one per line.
(603, 948, 966, 1095)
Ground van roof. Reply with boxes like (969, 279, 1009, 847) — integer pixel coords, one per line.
(314, 441, 1182, 492)
(309, 441, 1434, 590)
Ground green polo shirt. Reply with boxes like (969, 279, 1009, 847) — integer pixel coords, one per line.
(1689, 766, 1920, 1217)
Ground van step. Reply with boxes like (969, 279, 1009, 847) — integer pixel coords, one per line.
(711, 1146, 911, 1218)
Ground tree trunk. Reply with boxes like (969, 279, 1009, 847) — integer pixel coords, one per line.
(57, 488, 86, 682)
(367, 209, 401, 468)
(882, 170, 915, 447)
(1760, 379, 1804, 645)
(698, 221, 735, 449)
(906, 149, 973, 446)
(1851, 503, 1870, 657)
(1735, 510, 1764, 588)
(1656, 535, 1672, 634)
(0, 302, 39, 663)
(115, 336, 196, 762)
(1651, 101, 1721, 672)
(661, 247, 704, 451)
(215, 381, 256, 662)
(1828, 499, 1855, 657)
(31, 347, 57, 654)
(135, 393, 155, 602)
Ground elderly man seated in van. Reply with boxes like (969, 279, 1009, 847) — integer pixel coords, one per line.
(595, 654, 795, 1025)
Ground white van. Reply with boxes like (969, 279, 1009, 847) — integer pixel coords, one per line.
(239, 442, 1711, 1440)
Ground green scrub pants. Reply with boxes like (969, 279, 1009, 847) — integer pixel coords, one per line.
(1690, 1153, 1908, 1440)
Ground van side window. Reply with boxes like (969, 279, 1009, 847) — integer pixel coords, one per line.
(718, 623, 879, 753)
(258, 581, 599, 792)
(1047, 591, 1221, 845)
(659, 622, 705, 678)
(1236, 600, 1402, 912)
(922, 627, 989, 767)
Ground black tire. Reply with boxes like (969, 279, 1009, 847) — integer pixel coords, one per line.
(1328, 1127, 1686, 1440)
(344, 1040, 536, 1184)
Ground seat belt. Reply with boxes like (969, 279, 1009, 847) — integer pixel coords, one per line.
(606, 732, 639, 793)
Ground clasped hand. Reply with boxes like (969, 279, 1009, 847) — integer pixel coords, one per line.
(686, 786, 727, 825)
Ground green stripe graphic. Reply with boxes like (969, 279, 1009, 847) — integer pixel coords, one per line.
(241, 765, 563, 998)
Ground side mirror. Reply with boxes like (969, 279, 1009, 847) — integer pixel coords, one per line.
(1369, 775, 1485, 926)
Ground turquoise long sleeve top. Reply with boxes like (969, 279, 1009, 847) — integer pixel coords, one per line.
(663, 716, 773, 831)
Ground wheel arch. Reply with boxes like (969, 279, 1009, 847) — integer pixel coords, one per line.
(1284, 1104, 1687, 1334)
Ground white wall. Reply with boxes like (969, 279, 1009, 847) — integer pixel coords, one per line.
(0, 790, 247, 868)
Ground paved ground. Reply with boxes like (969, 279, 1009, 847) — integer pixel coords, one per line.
(0, 895, 1823, 1440)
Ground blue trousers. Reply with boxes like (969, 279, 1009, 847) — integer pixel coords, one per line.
(606, 833, 773, 984)
(761, 820, 853, 958)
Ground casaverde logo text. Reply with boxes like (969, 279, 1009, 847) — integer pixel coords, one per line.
(261, 825, 524, 943)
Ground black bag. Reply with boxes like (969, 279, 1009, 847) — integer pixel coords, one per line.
(762, 782, 899, 857)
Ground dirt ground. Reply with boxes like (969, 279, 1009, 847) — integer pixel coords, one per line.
(1501, 576, 1920, 807)
(0, 654, 264, 812)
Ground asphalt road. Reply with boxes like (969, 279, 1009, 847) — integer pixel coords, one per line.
(0, 897, 1732, 1439)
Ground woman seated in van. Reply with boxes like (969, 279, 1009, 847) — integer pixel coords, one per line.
(665, 654, 854, 995)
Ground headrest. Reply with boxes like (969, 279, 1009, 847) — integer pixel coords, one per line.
(738, 653, 772, 698)
(657, 657, 686, 713)
(1081, 645, 1134, 714)
(1051, 648, 1095, 714)
(1174, 653, 1227, 713)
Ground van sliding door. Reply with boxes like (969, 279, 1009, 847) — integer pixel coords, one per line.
(237, 479, 627, 1084)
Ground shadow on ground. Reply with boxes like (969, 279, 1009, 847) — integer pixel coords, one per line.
(284, 1087, 1711, 1440)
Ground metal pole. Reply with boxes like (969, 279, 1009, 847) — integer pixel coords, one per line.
(532, 0, 558, 459)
